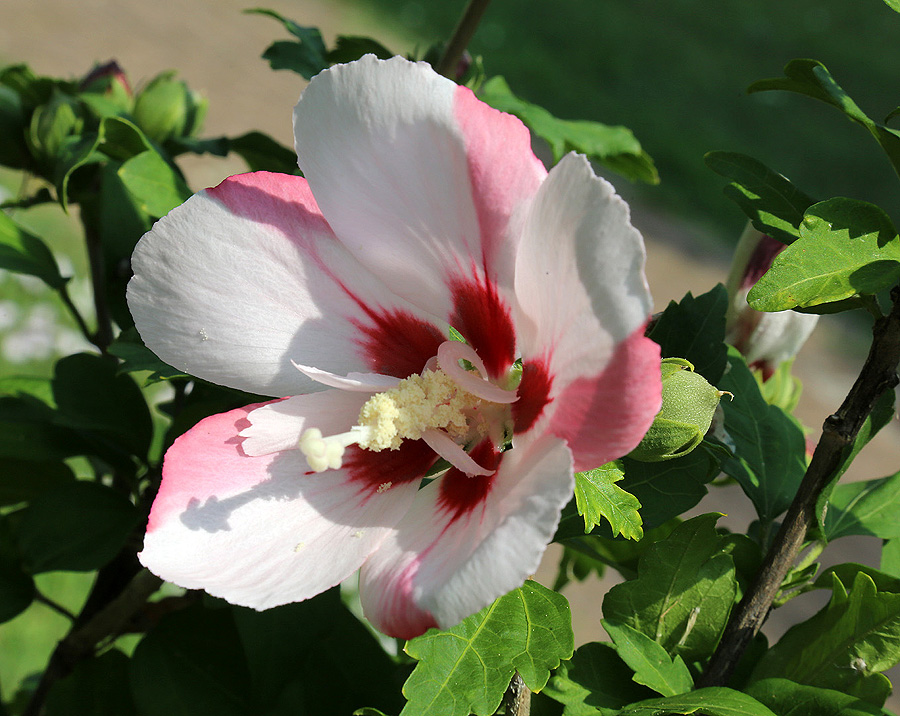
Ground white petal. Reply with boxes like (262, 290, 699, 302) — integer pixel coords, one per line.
(128, 172, 447, 397)
(358, 434, 573, 638)
(293, 55, 546, 317)
(140, 403, 423, 610)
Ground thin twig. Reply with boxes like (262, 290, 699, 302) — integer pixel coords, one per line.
(700, 285, 900, 687)
(436, 0, 493, 79)
(503, 672, 531, 716)
(34, 591, 77, 621)
(56, 283, 99, 351)
(23, 570, 162, 716)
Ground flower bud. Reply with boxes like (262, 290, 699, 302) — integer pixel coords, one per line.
(79, 60, 133, 114)
(725, 223, 819, 380)
(26, 88, 83, 166)
(132, 71, 207, 143)
(628, 358, 724, 462)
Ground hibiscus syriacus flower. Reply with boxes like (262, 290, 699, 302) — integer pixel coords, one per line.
(725, 224, 819, 380)
(128, 56, 661, 639)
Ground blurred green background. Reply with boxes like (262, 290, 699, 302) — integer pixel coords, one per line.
(357, 0, 900, 239)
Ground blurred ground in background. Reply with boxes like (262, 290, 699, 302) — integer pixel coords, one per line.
(2, 0, 900, 706)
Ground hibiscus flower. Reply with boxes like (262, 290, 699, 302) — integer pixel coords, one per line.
(127, 55, 661, 639)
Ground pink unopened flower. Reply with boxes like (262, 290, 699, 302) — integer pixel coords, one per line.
(725, 224, 819, 380)
(127, 56, 661, 639)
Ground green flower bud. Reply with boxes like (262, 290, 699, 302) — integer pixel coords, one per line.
(133, 71, 207, 143)
(26, 87, 83, 166)
(628, 357, 725, 462)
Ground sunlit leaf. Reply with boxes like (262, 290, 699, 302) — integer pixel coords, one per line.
(602, 514, 735, 662)
(117, 149, 191, 217)
(602, 620, 693, 697)
(0, 210, 66, 288)
(574, 461, 643, 540)
(748, 198, 900, 312)
(618, 687, 777, 716)
(401, 581, 573, 716)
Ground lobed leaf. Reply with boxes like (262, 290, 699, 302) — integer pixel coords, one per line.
(478, 76, 658, 184)
(704, 151, 815, 245)
(747, 198, 900, 312)
(750, 572, 900, 706)
(401, 581, 573, 716)
(246, 9, 329, 78)
(574, 461, 643, 540)
(602, 514, 736, 662)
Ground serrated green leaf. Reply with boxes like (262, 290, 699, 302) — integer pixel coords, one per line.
(750, 572, 900, 706)
(745, 678, 884, 716)
(826, 470, 900, 541)
(704, 152, 815, 245)
(749, 59, 900, 182)
(647, 285, 728, 384)
(618, 687, 777, 715)
(543, 642, 654, 716)
(619, 450, 719, 529)
(574, 461, 642, 540)
(748, 198, 900, 312)
(716, 347, 807, 525)
(247, 9, 328, 78)
(602, 620, 693, 697)
(602, 514, 736, 662)
(401, 581, 573, 716)
(478, 76, 658, 184)
(15, 480, 139, 573)
(0, 210, 66, 288)
(117, 149, 191, 217)
(131, 605, 252, 716)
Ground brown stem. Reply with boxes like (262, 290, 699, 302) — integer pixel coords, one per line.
(700, 286, 900, 686)
(436, 0, 493, 78)
(503, 672, 531, 716)
(23, 570, 162, 716)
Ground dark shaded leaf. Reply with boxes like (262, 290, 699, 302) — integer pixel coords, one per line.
(0, 210, 66, 289)
(0, 515, 35, 623)
(229, 130, 298, 174)
(617, 687, 777, 715)
(46, 649, 137, 716)
(246, 9, 328, 78)
(0, 458, 74, 506)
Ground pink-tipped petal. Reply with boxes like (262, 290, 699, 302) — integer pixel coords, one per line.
(127, 171, 445, 397)
(358, 434, 573, 639)
(140, 403, 421, 610)
(293, 56, 544, 318)
(550, 325, 661, 472)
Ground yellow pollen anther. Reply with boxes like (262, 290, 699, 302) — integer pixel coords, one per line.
(376, 481, 392, 493)
(356, 369, 481, 451)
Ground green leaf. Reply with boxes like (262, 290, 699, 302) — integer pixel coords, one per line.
(884, 0, 900, 12)
(647, 285, 728, 384)
(747, 198, 900, 312)
(0, 210, 66, 289)
(117, 149, 191, 217)
(109, 327, 188, 383)
(881, 538, 900, 579)
(543, 642, 654, 716)
(704, 152, 815, 245)
(749, 59, 900, 181)
(46, 649, 137, 716)
(478, 76, 658, 184)
(0, 515, 35, 623)
(131, 605, 253, 716)
(0, 380, 88, 461)
(602, 514, 736, 662)
(814, 564, 900, 594)
(98, 116, 153, 160)
(745, 678, 884, 716)
(54, 132, 101, 211)
(619, 450, 719, 529)
(246, 9, 328, 78)
(825, 470, 900, 541)
(232, 589, 404, 716)
(574, 461, 642, 540)
(750, 572, 900, 706)
(602, 620, 693, 697)
(401, 581, 573, 716)
(0, 84, 29, 168)
(229, 130, 298, 174)
(52, 353, 153, 460)
(328, 36, 394, 63)
(15, 480, 139, 573)
(0, 458, 74, 506)
(715, 347, 807, 524)
(617, 687, 778, 716)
